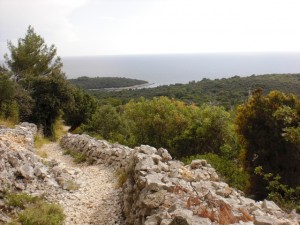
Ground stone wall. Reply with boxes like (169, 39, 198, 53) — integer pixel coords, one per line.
(0, 124, 82, 223)
(60, 133, 300, 225)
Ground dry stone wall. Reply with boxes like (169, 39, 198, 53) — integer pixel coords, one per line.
(0, 123, 84, 223)
(60, 133, 300, 225)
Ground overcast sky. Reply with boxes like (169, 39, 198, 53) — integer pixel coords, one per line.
(1, 0, 300, 57)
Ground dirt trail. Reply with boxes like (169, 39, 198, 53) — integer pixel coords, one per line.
(40, 142, 123, 225)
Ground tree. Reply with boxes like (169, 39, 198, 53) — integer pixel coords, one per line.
(4, 26, 74, 138)
(64, 87, 98, 131)
(0, 65, 33, 122)
(5, 26, 62, 88)
(236, 89, 300, 198)
(0, 66, 14, 106)
(29, 74, 73, 137)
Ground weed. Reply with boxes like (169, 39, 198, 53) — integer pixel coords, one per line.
(63, 149, 87, 163)
(34, 134, 50, 149)
(116, 169, 128, 188)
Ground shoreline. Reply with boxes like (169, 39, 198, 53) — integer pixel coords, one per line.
(88, 82, 155, 91)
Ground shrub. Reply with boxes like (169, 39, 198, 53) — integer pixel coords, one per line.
(255, 166, 300, 213)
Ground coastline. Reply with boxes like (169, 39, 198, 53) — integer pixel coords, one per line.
(88, 82, 155, 91)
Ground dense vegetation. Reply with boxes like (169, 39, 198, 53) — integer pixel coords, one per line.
(1, 26, 299, 213)
(90, 74, 300, 109)
(68, 76, 148, 89)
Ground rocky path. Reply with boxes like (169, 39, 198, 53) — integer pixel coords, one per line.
(41, 142, 123, 225)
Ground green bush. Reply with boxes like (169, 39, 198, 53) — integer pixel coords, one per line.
(255, 166, 300, 213)
(183, 153, 250, 191)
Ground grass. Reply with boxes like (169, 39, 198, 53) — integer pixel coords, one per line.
(4, 192, 65, 225)
(52, 119, 68, 141)
(5, 193, 40, 209)
(116, 169, 128, 188)
(34, 134, 50, 149)
(0, 118, 17, 128)
(18, 202, 65, 225)
(63, 149, 87, 163)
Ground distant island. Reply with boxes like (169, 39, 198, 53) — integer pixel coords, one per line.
(68, 76, 150, 90)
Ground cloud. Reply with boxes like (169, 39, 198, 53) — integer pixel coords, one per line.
(1, 0, 300, 56)
(0, 0, 87, 56)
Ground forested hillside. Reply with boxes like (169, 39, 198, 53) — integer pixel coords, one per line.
(68, 76, 148, 89)
(90, 74, 300, 108)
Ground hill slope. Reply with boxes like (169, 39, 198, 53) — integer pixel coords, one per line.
(91, 74, 300, 108)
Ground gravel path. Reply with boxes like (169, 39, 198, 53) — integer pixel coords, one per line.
(41, 142, 123, 225)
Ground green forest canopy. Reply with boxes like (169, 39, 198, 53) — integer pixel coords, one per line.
(90, 73, 300, 108)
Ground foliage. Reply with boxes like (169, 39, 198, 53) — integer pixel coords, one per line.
(80, 96, 240, 160)
(82, 104, 124, 141)
(29, 74, 74, 139)
(5, 26, 62, 88)
(0, 66, 20, 122)
(255, 167, 300, 213)
(122, 97, 191, 151)
(3, 26, 74, 139)
(173, 105, 239, 158)
(69, 76, 148, 89)
(64, 87, 98, 131)
(183, 153, 250, 191)
(235, 89, 300, 198)
(90, 74, 300, 109)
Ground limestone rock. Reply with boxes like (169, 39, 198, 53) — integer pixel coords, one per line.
(142, 190, 167, 208)
(190, 159, 207, 169)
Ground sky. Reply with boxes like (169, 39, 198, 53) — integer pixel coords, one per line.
(1, 0, 300, 57)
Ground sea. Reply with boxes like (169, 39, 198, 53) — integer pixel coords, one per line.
(48, 52, 300, 86)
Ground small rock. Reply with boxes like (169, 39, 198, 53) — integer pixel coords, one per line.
(190, 159, 207, 169)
